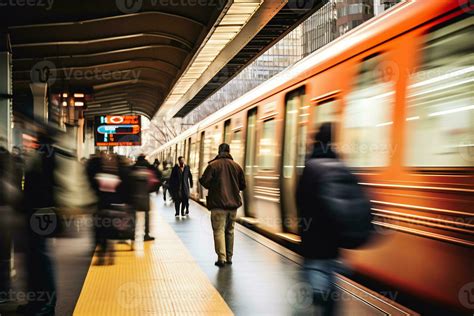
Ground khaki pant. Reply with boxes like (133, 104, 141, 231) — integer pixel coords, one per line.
(210, 209, 237, 262)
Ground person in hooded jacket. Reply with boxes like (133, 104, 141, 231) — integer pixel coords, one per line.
(199, 143, 246, 267)
(296, 122, 373, 316)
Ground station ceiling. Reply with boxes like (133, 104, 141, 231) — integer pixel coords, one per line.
(1, 0, 323, 120)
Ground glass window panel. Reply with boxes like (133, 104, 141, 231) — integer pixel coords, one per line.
(283, 95, 299, 178)
(313, 100, 339, 128)
(405, 17, 474, 167)
(259, 119, 277, 170)
(245, 109, 257, 175)
(342, 55, 395, 167)
(224, 120, 232, 144)
(231, 130, 244, 165)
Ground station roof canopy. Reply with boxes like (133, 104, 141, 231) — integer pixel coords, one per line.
(0, 0, 323, 119)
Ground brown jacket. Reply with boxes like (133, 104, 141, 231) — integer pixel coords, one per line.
(199, 153, 246, 210)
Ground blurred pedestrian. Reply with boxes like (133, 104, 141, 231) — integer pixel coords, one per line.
(21, 129, 58, 316)
(131, 154, 159, 241)
(11, 146, 25, 191)
(161, 161, 172, 203)
(86, 152, 134, 265)
(199, 143, 246, 267)
(296, 122, 373, 316)
(0, 140, 19, 302)
(152, 159, 163, 195)
(169, 157, 193, 217)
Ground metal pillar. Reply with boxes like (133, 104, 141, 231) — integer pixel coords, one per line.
(30, 83, 48, 123)
(0, 46, 12, 149)
(0, 32, 12, 298)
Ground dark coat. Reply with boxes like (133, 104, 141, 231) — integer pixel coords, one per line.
(24, 149, 56, 211)
(131, 157, 158, 211)
(169, 164, 193, 201)
(296, 122, 370, 258)
(199, 153, 246, 210)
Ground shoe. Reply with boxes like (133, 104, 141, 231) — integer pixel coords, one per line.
(34, 304, 56, 316)
(175, 213, 179, 217)
(144, 235, 155, 241)
(185, 211, 189, 215)
(17, 303, 33, 313)
(225, 260, 232, 265)
(214, 260, 226, 267)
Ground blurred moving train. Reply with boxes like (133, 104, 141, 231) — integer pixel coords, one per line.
(150, 1, 473, 313)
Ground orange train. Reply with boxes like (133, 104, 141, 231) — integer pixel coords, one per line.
(150, 1, 473, 313)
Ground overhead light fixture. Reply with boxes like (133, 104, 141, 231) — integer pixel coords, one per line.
(74, 93, 85, 98)
(160, 0, 263, 119)
(62, 93, 68, 98)
(62, 101, 67, 107)
(74, 101, 84, 107)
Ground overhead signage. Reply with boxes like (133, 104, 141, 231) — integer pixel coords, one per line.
(94, 115, 141, 146)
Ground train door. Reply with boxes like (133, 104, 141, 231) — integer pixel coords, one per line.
(198, 131, 206, 201)
(280, 88, 308, 234)
(231, 126, 245, 217)
(243, 108, 257, 218)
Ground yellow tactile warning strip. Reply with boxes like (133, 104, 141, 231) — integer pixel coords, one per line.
(73, 213, 233, 316)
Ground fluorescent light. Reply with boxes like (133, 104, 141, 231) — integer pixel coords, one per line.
(74, 101, 84, 107)
(376, 122, 393, 127)
(74, 93, 85, 98)
(410, 66, 474, 88)
(159, 0, 263, 118)
(367, 91, 395, 101)
(409, 78, 474, 98)
(62, 93, 68, 98)
(406, 116, 420, 121)
(428, 105, 474, 117)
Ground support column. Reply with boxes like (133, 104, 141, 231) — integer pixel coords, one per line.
(0, 34, 12, 149)
(30, 83, 48, 123)
(0, 31, 12, 298)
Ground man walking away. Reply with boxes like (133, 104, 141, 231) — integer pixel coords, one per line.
(296, 122, 373, 316)
(199, 143, 246, 267)
(161, 161, 172, 203)
(169, 157, 193, 216)
(152, 159, 162, 195)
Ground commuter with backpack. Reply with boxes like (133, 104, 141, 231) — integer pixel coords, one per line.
(296, 122, 373, 316)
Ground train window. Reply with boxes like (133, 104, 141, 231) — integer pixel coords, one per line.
(342, 54, 395, 167)
(311, 98, 339, 159)
(405, 18, 473, 167)
(245, 109, 257, 175)
(198, 131, 205, 175)
(223, 119, 232, 144)
(314, 99, 339, 127)
(283, 90, 307, 178)
(259, 119, 276, 170)
(231, 129, 243, 165)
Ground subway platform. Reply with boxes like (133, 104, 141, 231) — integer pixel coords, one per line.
(0, 194, 417, 316)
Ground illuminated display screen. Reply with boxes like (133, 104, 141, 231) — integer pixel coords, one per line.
(94, 115, 142, 146)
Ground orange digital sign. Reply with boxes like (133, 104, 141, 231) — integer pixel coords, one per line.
(94, 115, 142, 146)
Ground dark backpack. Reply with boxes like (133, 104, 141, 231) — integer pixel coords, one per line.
(310, 158, 374, 249)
